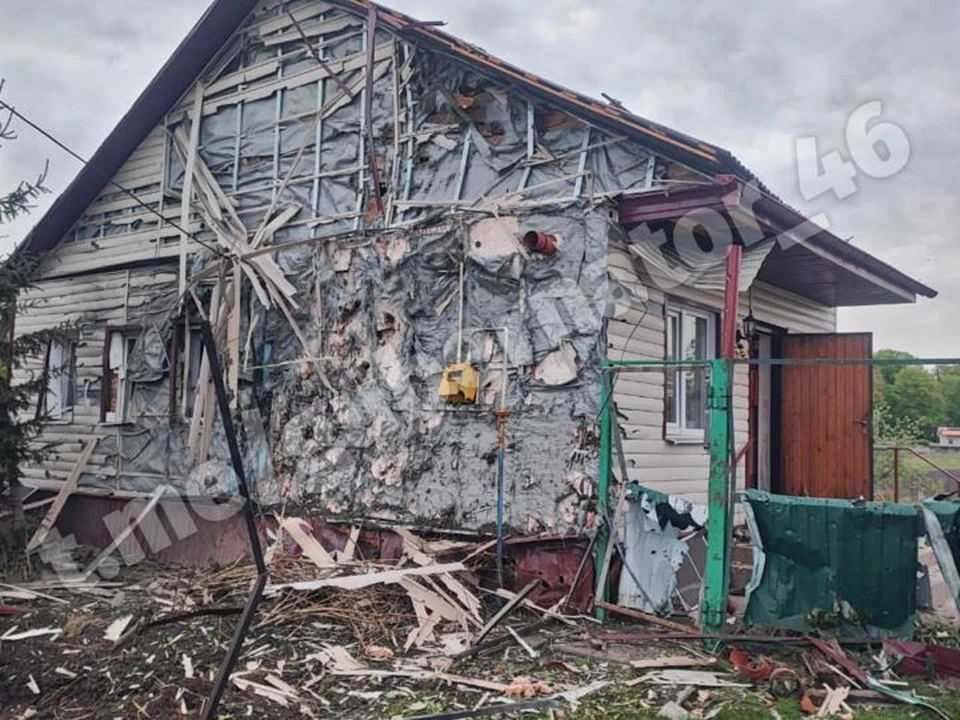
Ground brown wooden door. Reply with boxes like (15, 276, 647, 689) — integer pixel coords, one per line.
(780, 333, 873, 499)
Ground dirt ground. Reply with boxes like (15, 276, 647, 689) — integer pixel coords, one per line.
(3, 556, 960, 720)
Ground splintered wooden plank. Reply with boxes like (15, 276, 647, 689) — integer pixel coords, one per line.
(277, 517, 336, 569)
(27, 438, 97, 554)
(266, 562, 466, 594)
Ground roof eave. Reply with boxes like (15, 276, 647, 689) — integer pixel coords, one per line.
(617, 181, 937, 305)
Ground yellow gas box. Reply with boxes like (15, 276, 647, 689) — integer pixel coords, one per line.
(438, 363, 480, 404)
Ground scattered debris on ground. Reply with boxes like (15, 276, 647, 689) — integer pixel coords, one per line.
(2, 518, 960, 719)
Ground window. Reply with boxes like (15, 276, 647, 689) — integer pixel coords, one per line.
(102, 330, 138, 424)
(45, 338, 76, 423)
(665, 304, 717, 441)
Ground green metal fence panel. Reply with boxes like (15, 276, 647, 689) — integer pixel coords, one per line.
(744, 489, 921, 638)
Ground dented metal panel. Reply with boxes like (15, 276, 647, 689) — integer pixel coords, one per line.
(743, 489, 920, 638)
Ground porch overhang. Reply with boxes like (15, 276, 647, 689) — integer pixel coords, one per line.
(617, 177, 937, 307)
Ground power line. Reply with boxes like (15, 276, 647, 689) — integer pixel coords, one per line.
(0, 100, 232, 262)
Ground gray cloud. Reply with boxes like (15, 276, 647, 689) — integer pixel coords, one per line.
(1, 0, 955, 356)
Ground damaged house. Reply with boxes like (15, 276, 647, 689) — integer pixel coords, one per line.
(14, 0, 936, 549)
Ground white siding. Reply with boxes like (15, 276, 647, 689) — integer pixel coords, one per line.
(607, 245, 837, 505)
(14, 267, 178, 486)
(36, 127, 202, 279)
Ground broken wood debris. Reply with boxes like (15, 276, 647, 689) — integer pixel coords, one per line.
(472, 578, 541, 646)
(25, 437, 97, 554)
(1, 627, 63, 642)
(594, 600, 698, 635)
(103, 614, 134, 642)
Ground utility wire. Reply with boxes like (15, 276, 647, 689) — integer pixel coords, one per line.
(0, 100, 233, 262)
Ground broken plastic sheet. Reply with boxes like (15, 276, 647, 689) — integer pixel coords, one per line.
(126, 326, 168, 384)
(743, 490, 921, 638)
(619, 483, 707, 614)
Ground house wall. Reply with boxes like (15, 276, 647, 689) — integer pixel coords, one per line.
(35, 128, 203, 279)
(606, 243, 837, 505)
(15, 0, 842, 533)
(15, 266, 181, 489)
(15, 0, 677, 535)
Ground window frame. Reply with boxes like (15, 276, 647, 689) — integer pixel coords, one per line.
(100, 327, 139, 425)
(44, 336, 77, 424)
(664, 301, 718, 443)
(169, 318, 204, 423)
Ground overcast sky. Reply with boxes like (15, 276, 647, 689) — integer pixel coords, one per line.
(1, 1, 957, 357)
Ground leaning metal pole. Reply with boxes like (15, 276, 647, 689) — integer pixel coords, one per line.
(198, 315, 269, 720)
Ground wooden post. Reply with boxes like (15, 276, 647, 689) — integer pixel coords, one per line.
(701, 244, 742, 635)
(178, 83, 204, 300)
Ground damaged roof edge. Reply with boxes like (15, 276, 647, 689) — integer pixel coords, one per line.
(16, 0, 766, 258)
(15, 0, 261, 258)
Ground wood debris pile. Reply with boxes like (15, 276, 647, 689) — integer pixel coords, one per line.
(3, 518, 960, 718)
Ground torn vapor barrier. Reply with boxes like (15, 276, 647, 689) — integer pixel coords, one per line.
(618, 483, 707, 614)
(268, 207, 609, 532)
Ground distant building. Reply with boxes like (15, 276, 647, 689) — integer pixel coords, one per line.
(938, 428, 960, 447)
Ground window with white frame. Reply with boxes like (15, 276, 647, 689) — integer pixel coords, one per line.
(665, 304, 717, 440)
(45, 338, 76, 423)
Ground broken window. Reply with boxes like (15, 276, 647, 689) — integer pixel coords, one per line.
(45, 337, 76, 423)
(665, 304, 716, 441)
(101, 329, 138, 424)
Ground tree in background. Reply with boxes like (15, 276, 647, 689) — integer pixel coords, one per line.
(874, 349, 915, 389)
(0, 81, 58, 558)
(886, 366, 946, 442)
(0, 83, 48, 224)
(871, 349, 960, 500)
(937, 365, 960, 428)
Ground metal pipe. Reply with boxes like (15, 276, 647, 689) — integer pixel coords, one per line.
(605, 357, 960, 368)
(456, 259, 465, 363)
(902, 445, 960, 488)
(197, 316, 267, 720)
(720, 244, 742, 359)
(465, 326, 510, 585)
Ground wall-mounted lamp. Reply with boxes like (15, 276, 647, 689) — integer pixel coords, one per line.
(742, 313, 758, 343)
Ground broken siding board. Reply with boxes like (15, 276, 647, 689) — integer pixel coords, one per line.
(35, 129, 169, 278)
(255, 1, 336, 36)
(26, 438, 97, 552)
(196, 44, 393, 117)
(37, 238, 191, 280)
(86, 191, 163, 217)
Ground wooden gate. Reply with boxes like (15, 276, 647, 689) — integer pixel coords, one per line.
(780, 333, 873, 499)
